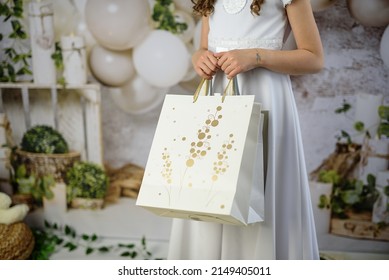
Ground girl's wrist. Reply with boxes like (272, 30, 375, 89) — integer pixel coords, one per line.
(255, 48, 262, 67)
(256, 49, 261, 64)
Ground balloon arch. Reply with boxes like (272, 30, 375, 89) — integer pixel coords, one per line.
(51, 0, 389, 114)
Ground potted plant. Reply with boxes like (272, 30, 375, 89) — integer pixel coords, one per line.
(65, 161, 109, 210)
(12, 164, 55, 208)
(309, 170, 340, 234)
(316, 170, 341, 210)
(14, 125, 81, 183)
(321, 173, 379, 220)
(11, 125, 80, 211)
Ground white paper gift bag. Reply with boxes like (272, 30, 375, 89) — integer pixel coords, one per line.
(136, 79, 265, 226)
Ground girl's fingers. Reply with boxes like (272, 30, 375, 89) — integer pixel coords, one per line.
(215, 52, 242, 78)
(195, 65, 214, 79)
(197, 53, 219, 77)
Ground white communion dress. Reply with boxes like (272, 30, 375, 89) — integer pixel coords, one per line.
(167, 0, 319, 259)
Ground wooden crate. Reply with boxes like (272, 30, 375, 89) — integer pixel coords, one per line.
(330, 212, 389, 241)
(0, 83, 103, 165)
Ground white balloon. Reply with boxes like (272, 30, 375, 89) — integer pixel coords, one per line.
(179, 43, 200, 91)
(174, 10, 196, 43)
(89, 45, 135, 87)
(109, 74, 166, 115)
(181, 43, 197, 82)
(174, 0, 194, 15)
(73, 0, 87, 15)
(52, 0, 78, 40)
(347, 0, 389, 27)
(75, 18, 96, 54)
(85, 0, 151, 50)
(380, 25, 389, 68)
(310, 0, 337, 12)
(133, 30, 190, 88)
(181, 67, 198, 82)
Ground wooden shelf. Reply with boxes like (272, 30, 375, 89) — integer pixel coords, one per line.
(0, 82, 100, 90)
(0, 82, 104, 165)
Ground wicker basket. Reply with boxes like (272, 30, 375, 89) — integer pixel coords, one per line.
(15, 149, 81, 182)
(0, 222, 35, 259)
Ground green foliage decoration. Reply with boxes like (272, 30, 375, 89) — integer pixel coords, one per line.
(377, 105, 389, 139)
(152, 0, 188, 34)
(334, 100, 389, 141)
(30, 221, 159, 260)
(318, 170, 341, 185)
(13, 164, 55, 204)
(353, 121, 364, 133)
(21, 125, 69, 154)
(334, 100, 353, 143)
(334, 100, 351, 114)
(318, 171, 380, 219)
(51, 41, 66, 87)
(316, 170, 340, 209)
(0, 0, 32, 82)
(66, 161, 109, 201)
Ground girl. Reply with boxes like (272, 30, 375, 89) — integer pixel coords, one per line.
(168, 0, 324, 259)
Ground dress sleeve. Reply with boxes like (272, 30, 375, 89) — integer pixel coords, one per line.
(281, 0, 293, 8)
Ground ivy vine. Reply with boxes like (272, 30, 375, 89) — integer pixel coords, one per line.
(51, 42, 66, 87)
(30, 220, 162, 260)
(0, 0, 32, 82)
(334, 99, 389, 143)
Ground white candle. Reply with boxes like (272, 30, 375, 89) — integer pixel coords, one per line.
(43, 182, 67, 223)
(354, 93, 384, 142)
(309, 181, 333, 234)
(28, 0, 56, 84)
(61, 34, 87, 85)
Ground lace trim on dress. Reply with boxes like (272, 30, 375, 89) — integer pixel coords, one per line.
(282, 0, 293, 8)
(223, 0, 247, 14)
(208, 37, 283, 50)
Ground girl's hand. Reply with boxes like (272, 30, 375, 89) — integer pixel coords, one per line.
(192, 49, 219, 80)
(215, 49, 258, 79)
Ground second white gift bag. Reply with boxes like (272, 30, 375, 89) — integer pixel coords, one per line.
(136, 79, 266, 226)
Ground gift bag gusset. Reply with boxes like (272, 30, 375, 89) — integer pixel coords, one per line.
(136, 87, 264, 226)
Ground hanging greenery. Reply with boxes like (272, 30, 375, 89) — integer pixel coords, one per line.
(334, 100, 389, 142)
(0, 0, 32, 82)
(51, 41, 66, 87)
(152, 0, 188, 34)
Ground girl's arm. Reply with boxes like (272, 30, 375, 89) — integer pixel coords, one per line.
(192, 16, 219, 80)
(216, 0, 324, 79)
